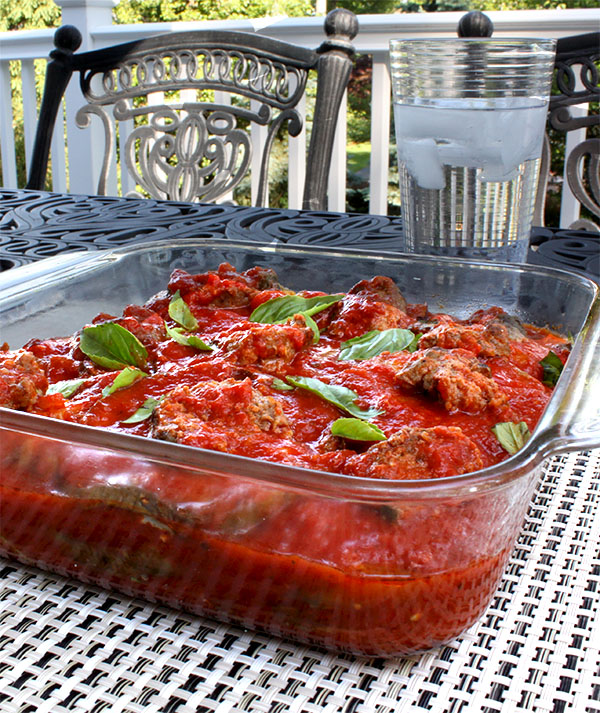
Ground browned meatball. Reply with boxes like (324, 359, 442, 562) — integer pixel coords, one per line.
(418, 321, 512, 358)
(153, 378, 292, 451)
(347, 275, 408, 311)
(345, 426, 483, 480)
(325, 276, 411, 341)
(214, 315, 313, 370)
(111, 306, 167, 348)
(0, 348, 48, 410)
(240, 265, 284, 291)
(326, 296, 410, 340)
(166, 263, 286, 309)
(394, 347, 506, 414)
(467, 307, 528, 340)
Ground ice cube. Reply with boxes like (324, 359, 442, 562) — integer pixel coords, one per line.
(400, 138, 445, 190)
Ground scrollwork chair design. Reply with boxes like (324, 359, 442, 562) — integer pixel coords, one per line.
(535, 32, 600, 231)
(26, 10, 358, 210)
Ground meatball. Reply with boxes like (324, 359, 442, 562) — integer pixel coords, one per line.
(345, 426, 483, 480)
(240, 265, 284, 291)
(167, 263, 285, 309)
(467, 307, 528, 341)
(152, 378, 292, 451)
(214, 315, 313, 370)
(348, 275, 407, 311)
(418, 321, 512, 358)
(0, 348, 48, 410)
(118, 306, 167, 347)
(326, 276, 412, 340)
(394, 347, 506, 414)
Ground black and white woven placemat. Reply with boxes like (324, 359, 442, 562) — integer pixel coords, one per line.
(1, 450, 599, 713)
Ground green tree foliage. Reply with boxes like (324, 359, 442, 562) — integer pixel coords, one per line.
(403, 0, 597, 9)
(396, 0, 468, 10)
(0, 0, 60, 31)
(0, 1, 61, 186)
(328, 0, 397, 12)
(473, 0, 598, 8)
(114, 0, 314, 24)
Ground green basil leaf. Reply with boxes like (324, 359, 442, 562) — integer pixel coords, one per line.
(165, 323, 213, 351)
(339, 328, 419, 361)
(80, 323, 148, 370)
(331, 418, 386, 441)
(122, 396, 162, 424)
(540, 350, 564, 387)
(271, 377, 294, 391)
(286, 375, 384, 421)
(492, 421, 531, 455)
(168, 290, 198, 331)
(101, 367, 147, 398)
(304, 313, 320, 344)
(46, 378, 85, 398)
(188, 334, 214, 351)
(250, 293, 344, 324)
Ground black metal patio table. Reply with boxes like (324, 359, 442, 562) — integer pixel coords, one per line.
(0, 188, 599, 281)
(0, 188, 599, 713)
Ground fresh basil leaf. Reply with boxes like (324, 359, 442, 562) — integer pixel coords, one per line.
(250, 293, 344, 324)
(168, 290, 198, 331)
(101, 367, 147, 397)
(331, 418, 386, 441)
(187, 334, 214, 351)
(492, 421, 531, 455)
(286, 375, 384, 421)
(165, 323, 213, 351)
(46, 378, 85, 398)
(339, 328, 419, 361)
(540, 350, 564, 387)
(271, 377, 294, 391)
(303, 313, 320, 344)
(80, 323, 148, 370)
(122, 396, 162, 424)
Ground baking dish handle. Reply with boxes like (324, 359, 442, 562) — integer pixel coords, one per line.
(539, 295, 600, 456)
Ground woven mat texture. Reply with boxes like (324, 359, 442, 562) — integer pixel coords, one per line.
(1, 450, 599, 713)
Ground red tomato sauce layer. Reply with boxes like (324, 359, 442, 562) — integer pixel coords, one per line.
(0, 263, 570, 655)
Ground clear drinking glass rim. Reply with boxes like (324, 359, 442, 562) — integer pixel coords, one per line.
(389, 37, 557, 48)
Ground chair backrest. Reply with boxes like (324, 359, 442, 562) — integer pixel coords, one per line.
(534, 32, 599, 231)
(26, 10, 358, 210)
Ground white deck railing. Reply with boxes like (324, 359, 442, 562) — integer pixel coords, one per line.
(1, 4, 598, 221)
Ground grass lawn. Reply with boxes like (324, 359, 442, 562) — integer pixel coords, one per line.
(347, 141, 371, 173)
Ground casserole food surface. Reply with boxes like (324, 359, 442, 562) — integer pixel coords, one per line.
(1, 241, 598, 656)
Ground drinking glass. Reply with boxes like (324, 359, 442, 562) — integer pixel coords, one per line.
(390, 38, 556, 262)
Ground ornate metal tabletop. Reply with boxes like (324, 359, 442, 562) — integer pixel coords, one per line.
(1, 189, 598, 281)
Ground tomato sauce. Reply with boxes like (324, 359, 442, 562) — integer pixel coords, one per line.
(0, 263, 569, 655)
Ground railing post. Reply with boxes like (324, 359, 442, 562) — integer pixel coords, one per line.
(54, 0, 117, 51)
(52, 0, 118, 194)
(0, 62, 18, 187)
(369, 53, 391, 216)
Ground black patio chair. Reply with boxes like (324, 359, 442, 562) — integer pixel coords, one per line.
(26, 9, 358, 210)
(534, 31, 600, 231)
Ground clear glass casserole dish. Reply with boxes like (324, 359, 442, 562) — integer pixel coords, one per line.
(1, 239, 598, 657)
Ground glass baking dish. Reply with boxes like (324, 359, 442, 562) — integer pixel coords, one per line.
(1, 239, 599, 657)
